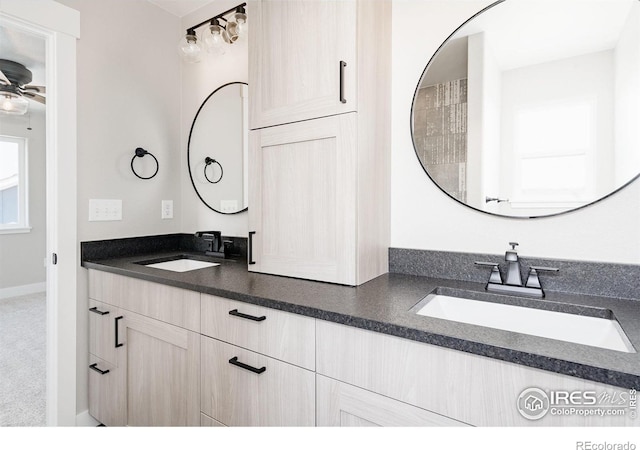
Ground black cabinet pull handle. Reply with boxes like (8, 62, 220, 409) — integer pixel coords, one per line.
(229, 309, 266, 322)
(248, 231, 256, 265)
(89, 363, 110, 375)
(89, 306, 109, 316)
(115, 316, 124, 348)
(228, 356, 266, 374)
(339, 61, 347, 104)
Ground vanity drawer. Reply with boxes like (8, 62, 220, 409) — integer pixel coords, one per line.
(201, 294, 315, 370)
(201, 336, 315, 426)
(89, 269, 200, 332)
(89, 299, 118, 365)
(88, 354, 125, 427)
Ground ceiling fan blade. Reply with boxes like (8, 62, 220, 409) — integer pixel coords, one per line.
(23, 91, 46, 104)
(24, 85, 46, 94)
(0, 69, 10, 85)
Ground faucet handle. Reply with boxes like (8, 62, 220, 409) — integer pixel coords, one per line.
(475, 261, 503, 284)
(509, 242, 519, 250)
(525, 266, 559, 289)
(529, 266, 559, 272)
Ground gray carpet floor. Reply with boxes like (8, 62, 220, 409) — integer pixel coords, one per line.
(0, 292, 46, 426)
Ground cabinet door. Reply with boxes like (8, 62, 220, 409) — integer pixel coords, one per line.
(316, 375, 468, 427)
(248, 113, 357, 285)
(120, 311, 200, 426)
(201, 336, 315, 426)
(249, 0, 357, 129)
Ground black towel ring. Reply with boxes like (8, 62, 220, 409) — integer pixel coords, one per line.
(204, 157, 223, 184)
(131, 147, 159, 180)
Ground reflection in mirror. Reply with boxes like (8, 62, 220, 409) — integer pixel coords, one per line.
(188, 82, 248, 214)
(411, 0, 640, 218)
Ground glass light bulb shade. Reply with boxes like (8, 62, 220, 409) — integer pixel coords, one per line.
(178, 33, 202, 63)
(226, 21, 240, 43)
(202, 24, 227, 55)
(234, 11, 247, 37)
(236, 19, 247, 39)
(0, 93, 29, 115)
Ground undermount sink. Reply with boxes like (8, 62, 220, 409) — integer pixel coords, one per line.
(415, 292, 635, 353)
(139, 257, 220, 272)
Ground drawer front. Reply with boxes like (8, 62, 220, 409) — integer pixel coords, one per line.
(201, 294, 315, 370)
(88, 354, 125, 426)
(316, 320, 635, 427)
(201, 413, 225, 427)
(89, 269, 200, 332)
(201, 336, 315, 426)
(88, 300, 118, 365)
(316, 375, 468, 427)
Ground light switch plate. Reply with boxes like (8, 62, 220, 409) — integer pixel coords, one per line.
(162, 200, 173, 219)
(89, 199, 122, 221)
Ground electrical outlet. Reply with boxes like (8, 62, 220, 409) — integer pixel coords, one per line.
(89, 199, 122, 221)
(162, 200, 173, 219)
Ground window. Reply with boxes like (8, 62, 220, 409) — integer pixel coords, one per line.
(510, 98, 596, 206)
(0, 135, 29, 232)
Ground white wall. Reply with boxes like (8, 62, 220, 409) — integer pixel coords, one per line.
(57, 0, 182, 415)
(180, 0, 248, 236)
(614, 0, 640, 184)
(392, 0, 640, 264)
(0, 111, 46, 290)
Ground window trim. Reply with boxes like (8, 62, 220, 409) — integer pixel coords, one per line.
(0, 134, 29, 233)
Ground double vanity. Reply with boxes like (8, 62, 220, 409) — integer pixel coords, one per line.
(81, 0, 640, 428)
(81, 235, 640, 427)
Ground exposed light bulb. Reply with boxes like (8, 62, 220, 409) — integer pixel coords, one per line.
(234, 7, 247, 39)
(3, 96, 14, 111)
(178, 31, 202, 63)
(202, 20, 227, 56)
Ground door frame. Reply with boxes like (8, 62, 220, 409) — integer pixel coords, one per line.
(0, 0, 79, 426)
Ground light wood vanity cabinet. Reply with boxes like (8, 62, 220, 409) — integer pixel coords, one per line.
(248, 0, 357, 129)
(316, 320, 635, 427)
(248, 0, 391, 286)
(87, 270, 200, 426)
(88, 270, 633, 427)
(201, 294, 315, 370)
(201, 337, 315, 426)
(316, 375, 467, 427)
(200, 294, 316, 426)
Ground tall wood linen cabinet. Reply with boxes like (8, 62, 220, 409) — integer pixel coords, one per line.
(248, 0, 391, 286)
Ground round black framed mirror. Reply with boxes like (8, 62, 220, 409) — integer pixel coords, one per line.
(411, 0, 640, 218)
(188, 82, 248, 214)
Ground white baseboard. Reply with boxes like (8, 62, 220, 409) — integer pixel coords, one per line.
(76, 410, 100, 427)
(0, 282, 46, 299)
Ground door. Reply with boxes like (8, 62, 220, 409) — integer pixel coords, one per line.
(0, 0, 79, 426)
(249, 0, 357, 129)
(248, 113, 357, 285)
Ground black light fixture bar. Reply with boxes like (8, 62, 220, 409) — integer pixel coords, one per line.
(186, 3, 247, 34)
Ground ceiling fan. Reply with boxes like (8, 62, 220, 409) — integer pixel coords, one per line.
(0, 59, 46, 115)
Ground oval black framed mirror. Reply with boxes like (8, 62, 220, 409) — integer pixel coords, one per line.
(411, 0, 640, 218)
(188, 82, 248, 214)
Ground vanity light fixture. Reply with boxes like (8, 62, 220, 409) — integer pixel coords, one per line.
(178, 3, 247, 63)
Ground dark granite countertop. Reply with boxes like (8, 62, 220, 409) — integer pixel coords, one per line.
(81, 250, 640, 390)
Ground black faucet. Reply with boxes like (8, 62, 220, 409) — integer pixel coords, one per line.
(195, 231, 227, 258)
